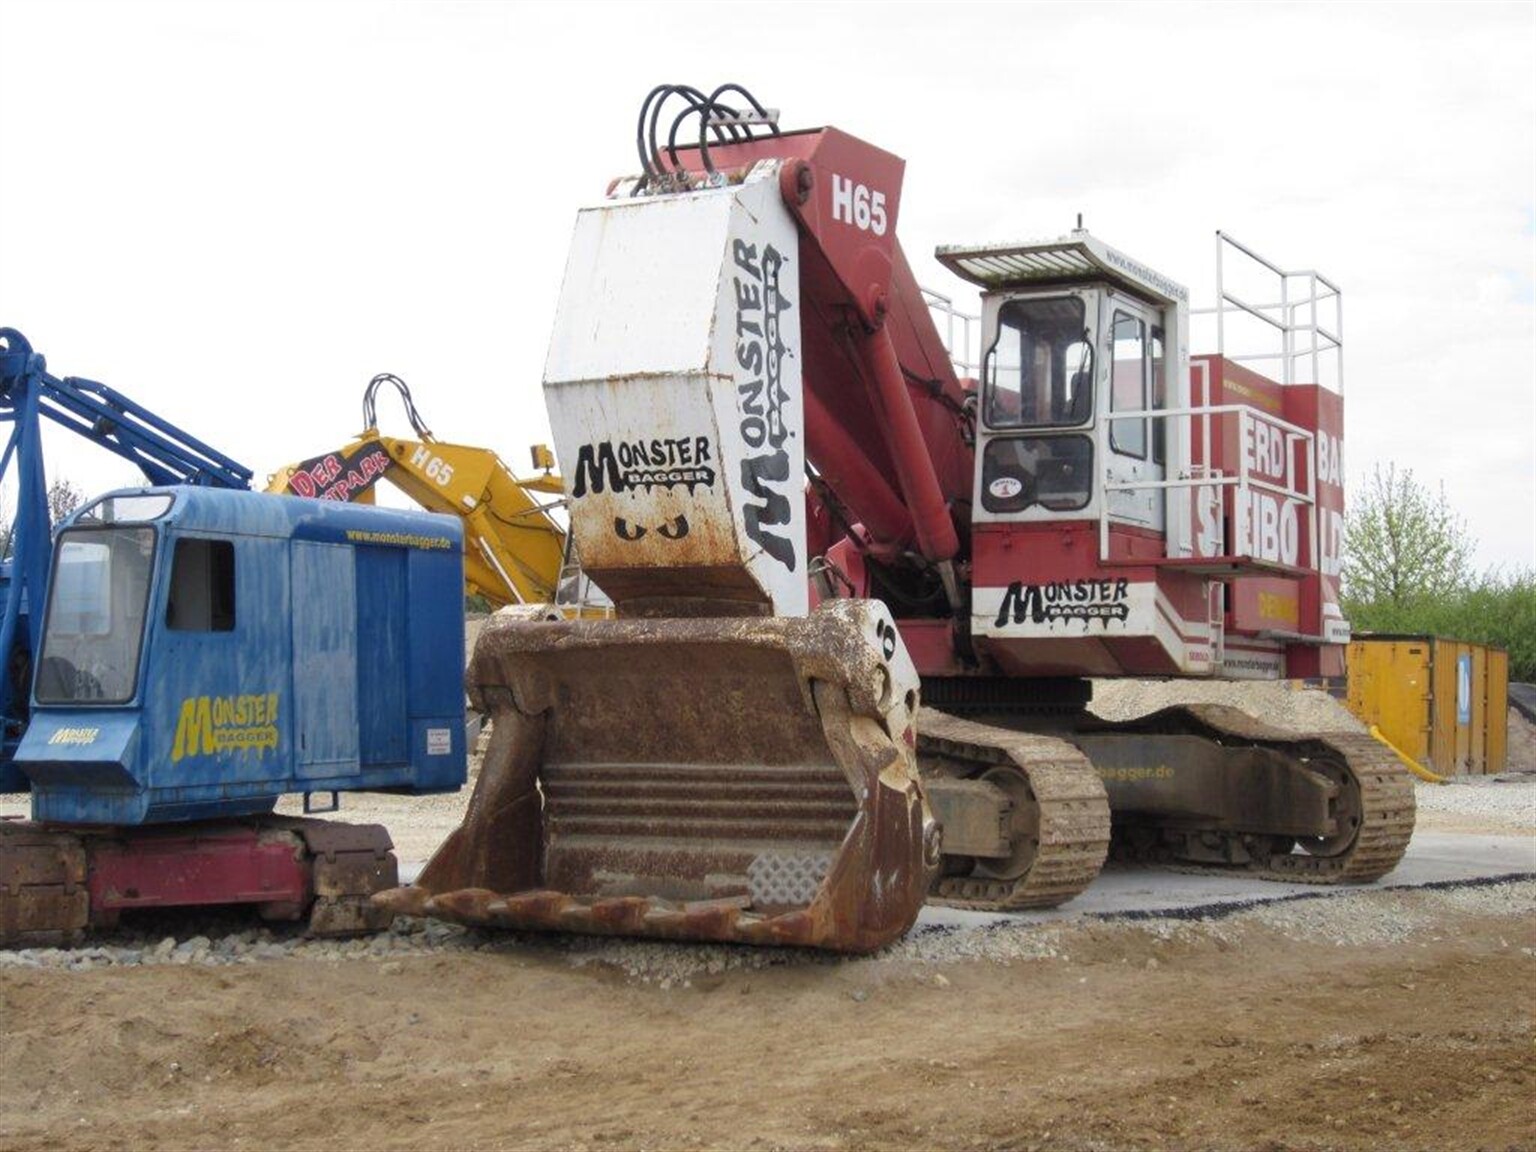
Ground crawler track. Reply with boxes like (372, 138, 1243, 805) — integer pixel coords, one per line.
(1184, 706, 1415, 883)
(918, 711, 1111, 910)
(0, 816, 397, 947)
(1105, 705, 1416, 884)
(0, 821, 87, 947)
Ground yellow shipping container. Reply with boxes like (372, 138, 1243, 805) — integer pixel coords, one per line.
(1346, 636, 1508, 775)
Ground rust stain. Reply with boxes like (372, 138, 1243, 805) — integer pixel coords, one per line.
(375, 603, 935, 953)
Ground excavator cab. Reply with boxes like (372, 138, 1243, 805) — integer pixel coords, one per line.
(945, 235, 1182, 542)
(17, 487, 468, 825)
(937, 229, 1358, 681)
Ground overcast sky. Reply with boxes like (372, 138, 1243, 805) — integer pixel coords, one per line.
(2, 0, 1532, 570)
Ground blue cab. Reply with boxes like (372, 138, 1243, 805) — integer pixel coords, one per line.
(14, 487, 468, 824)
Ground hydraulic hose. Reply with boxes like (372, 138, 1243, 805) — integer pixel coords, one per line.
(1368, 724, 1449, 784)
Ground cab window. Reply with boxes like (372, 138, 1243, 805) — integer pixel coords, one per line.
(981, 435, 1094, 513)
(35, 527, 157, 704)
(984, 297, 1093, 429)
(166, 538, 236, 632)
(1110, 311, 1147, 459)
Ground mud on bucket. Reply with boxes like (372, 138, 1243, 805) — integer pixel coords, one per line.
(375, 600, 938, 953)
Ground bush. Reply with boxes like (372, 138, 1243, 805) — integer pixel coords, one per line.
(1344, 568, 1536, 681)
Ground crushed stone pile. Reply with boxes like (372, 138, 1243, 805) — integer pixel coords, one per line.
(1090, 678, 1365, 733)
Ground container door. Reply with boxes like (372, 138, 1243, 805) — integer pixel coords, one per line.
(291, 541, 360, 780)
(1488, 649, 1509, 773)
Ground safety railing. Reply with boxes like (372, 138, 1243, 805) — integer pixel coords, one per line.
(1190, 231, 1343, 391)
(552, 539, 615, 619)
(1099, 402, 1318, 572)
(922, 287, 980, 377)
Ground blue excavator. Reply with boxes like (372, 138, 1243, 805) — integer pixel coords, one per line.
(0, 327, 253, 781)
(0, 329, 467, 944)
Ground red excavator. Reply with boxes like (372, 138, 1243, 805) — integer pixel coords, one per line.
(382, 85, 1413, 952)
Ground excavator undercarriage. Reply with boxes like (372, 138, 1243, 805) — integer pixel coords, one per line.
(912, 693, 1414, 913)
(1079, 705, 1415, 882)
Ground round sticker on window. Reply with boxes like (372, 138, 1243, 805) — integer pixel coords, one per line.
(989, 476, 1024, 500)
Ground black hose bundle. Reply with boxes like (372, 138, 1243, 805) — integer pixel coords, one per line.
(361, 373, 434, 440)
(635, 83, 781, 189)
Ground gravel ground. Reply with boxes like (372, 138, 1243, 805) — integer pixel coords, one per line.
(0, 915, 466, 973)
(7, 879, 1530, 986)
(546, 879, 1536, 986)
(1416, 775, 1536, 829)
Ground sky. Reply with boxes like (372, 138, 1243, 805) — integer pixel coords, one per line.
(1, 0, 1532, 570)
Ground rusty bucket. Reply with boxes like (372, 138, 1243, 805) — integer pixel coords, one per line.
(376, 600, 937, 952)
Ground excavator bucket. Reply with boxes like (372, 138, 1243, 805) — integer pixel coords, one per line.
(377, 600, 938, 953)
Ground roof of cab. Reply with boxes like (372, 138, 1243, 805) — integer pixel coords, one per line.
(67, 487, 466, 550)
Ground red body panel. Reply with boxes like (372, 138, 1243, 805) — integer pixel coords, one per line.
(674, 130, 973, 564)
(970, 522, 1215, 678)
(670, 132, 1346, 685)
(1191, 357, 1345, 654)
(1283, 383, 1346, 642)
(86, 826, 308, 917)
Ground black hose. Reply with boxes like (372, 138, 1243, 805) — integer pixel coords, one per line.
(634, 83, 778, 187)
(698, 83, 779, 176)
(361, 373, 433, 441)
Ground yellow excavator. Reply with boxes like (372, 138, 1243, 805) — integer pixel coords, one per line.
(267, 373, 587, 612)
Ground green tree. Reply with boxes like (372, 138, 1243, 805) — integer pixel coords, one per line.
(1340, 463, 1534, 679)
(47, 477, 85, 527)
(1342, 464, 1473, 607)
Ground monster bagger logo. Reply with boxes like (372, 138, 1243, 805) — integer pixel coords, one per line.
(994, 579, 1130, 629)
(48, 727, 99, 746)
(171, 693, 280, 763)
(569, 436, 717, 497)
(732, 238, 796, 572)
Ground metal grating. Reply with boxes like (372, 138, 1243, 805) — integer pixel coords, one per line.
(747, 850, 834, 908)
(940, 243, 1099, 287)
(937, 231, 1186, 304)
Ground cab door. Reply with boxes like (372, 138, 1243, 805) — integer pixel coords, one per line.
(291, 540, 360, 781)
(1103, 299, 1166, 532)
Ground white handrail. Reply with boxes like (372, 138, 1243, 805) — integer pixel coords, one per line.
(1098, 400, 1318, 565)
(921, 286, 980, 376)
(1204, 231, 1343, 391)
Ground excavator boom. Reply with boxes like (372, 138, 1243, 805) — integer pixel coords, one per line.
(268, 374, 570, 611)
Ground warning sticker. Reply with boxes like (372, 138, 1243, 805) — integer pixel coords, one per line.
(426, 728, 452, 756)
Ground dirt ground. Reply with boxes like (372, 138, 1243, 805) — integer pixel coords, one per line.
(1, 885, 1532, 1152)
(2, 680, 1533, 1151)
